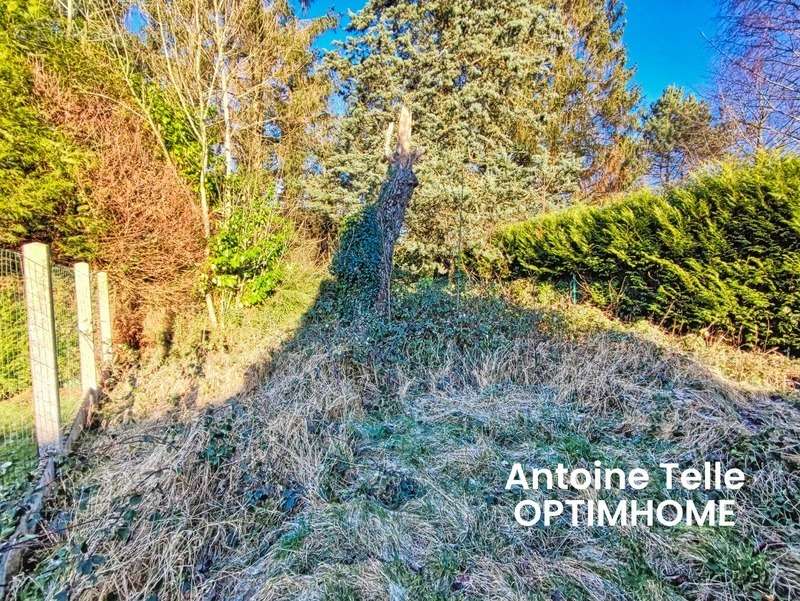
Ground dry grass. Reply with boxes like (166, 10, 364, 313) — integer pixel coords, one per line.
(102, 253, 325, 421)
(507, 279, 800, 395)
(9, 281, 800, 601)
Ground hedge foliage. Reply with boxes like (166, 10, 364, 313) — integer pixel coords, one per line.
(0, 0, 92, 259)
(498, 154, 800, 354)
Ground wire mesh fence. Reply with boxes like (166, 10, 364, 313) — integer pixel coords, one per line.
(0, 251, 29, 401)
(0, 249, 37, 514)
(0, 247, 105, 543)
(52, 263, 82, 427)
(0, 244, 114, 593)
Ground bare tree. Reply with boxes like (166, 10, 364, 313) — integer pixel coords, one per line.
(715, 0, 800, 152)
(81, 0, 330, 326)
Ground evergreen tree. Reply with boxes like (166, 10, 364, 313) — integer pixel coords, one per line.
(315, 0, 640, 275)
(499, 153, 800, 353)
(0, 0, 91, 258)
(550, 0, 644, 197)
(642, 85, 729, 186)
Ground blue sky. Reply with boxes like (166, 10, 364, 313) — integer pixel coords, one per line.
(623, 1, 719, 104)
(296, 0, 721, 106)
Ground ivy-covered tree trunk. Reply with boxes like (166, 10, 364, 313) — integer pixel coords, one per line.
(374, 107, 423, 314)
(327, 107, 423, 315)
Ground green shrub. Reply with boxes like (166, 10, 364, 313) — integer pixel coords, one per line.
(497, 154, 800, 354)
(208, 200, 292, 307)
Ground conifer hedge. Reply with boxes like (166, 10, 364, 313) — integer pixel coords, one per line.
(498, 155, 800, 354)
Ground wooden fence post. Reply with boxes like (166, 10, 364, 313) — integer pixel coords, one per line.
(22, 242, 62, 456)
(96, 271, 113, 366)
(74, 262, 97, 396)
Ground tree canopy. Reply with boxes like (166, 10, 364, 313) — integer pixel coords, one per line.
(314, 0, 640, 275)
(642, 85, 729, 186)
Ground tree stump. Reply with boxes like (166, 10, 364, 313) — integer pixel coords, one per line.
(374, 106, 423, 314)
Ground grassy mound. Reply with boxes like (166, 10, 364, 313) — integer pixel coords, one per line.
(10, 278, 800, 601)
(497, 154, 800, 355)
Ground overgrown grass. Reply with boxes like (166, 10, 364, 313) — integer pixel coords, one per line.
(9, 274, 800, 600)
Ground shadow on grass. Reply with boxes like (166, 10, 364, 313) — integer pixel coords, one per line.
(16, 213, 800, 600)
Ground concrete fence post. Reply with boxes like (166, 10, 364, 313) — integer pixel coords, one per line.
(74, 262, 97, 396)
(96, 271, 113, 366)
(21, 242, 62, 456)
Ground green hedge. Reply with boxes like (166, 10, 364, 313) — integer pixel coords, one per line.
(498, 154, 800, 354)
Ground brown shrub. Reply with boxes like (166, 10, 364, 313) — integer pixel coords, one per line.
(31, 63, 205, 345)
